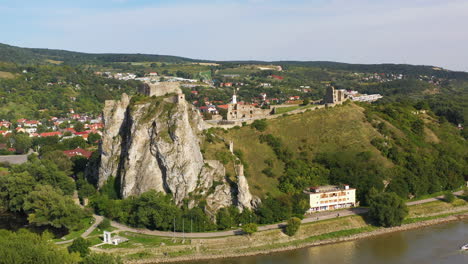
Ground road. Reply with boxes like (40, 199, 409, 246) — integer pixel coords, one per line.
(55, 190, 464, 243)
(109, 190, 464, 238)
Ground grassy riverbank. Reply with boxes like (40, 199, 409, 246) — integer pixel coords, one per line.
(91, 199, 468, 263)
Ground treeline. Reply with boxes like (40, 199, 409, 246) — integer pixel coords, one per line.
(0, 42, 198, 65)
(357, 79, 433, 96)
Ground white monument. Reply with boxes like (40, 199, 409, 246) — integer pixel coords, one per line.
(103, 231, 112, 244)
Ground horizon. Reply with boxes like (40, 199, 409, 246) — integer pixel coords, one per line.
(1, 0, 467, 71)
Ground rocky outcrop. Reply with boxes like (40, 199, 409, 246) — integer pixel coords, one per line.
(98, 93, 235, 210)
(98, 93, 130, 186)
(235, 164, 260, 211)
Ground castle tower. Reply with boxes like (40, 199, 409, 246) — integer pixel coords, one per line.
(231, 90, 237, 104)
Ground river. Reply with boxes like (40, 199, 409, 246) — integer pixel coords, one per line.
(189, 220, 468, 264)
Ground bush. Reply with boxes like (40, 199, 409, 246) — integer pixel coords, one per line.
(98, 218, 111, 230)
(369, 192, 408, 227)
(284, 217, 301, 236)
(242, 223, 258, 235)
(67, 237, 91, 257)
(443, 192, 455, 203)
(251, 119, 268, 132)
(262, 167, 275, 178)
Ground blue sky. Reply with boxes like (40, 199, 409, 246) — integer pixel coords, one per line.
(1, 0, 467, 71)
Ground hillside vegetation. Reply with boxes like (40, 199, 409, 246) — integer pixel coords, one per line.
(205, 101, 467, 204)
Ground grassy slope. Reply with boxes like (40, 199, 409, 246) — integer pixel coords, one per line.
(205, 103, 392, 197)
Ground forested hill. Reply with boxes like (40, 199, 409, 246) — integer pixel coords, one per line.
(0, 43, 199, 65)
(276, 61, 468, 80)
(1, 43, 468, 80)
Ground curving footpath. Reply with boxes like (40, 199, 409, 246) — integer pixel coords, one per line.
(55, 215, 104, 245)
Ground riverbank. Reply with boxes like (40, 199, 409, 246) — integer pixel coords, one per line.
(116, 203, 468, 264)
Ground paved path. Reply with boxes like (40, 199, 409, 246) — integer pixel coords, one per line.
(109, 190, 465, 239)
(55, 190, 465, 243)
(55, 214, 104, 245)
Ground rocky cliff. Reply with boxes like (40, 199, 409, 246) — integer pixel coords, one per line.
(97, 93, 256, 212)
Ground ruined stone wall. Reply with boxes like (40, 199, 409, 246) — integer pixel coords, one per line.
(226, 104, 271, 121)
(140, 82, 182, 97)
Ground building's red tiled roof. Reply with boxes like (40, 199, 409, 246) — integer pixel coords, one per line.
(40, 131, 62, 137)
(63, 147, 93, 159)
(271, 75, 284, 80)
(216, 104, 229, 110)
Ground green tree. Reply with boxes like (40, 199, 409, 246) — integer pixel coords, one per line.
(67, 237, 91, 257)
(0, 171, 36, 212)
(216, 208, 233, 230)
(302, 98, 310, 105)
(13, 133, 32, 154)
(242, 223, 258, 235)
(23, 185, 86, 230)
(74, 122, 85, 132)
(284, 217, 301, 236)
(42, 150, 73, 174)
(87, 132, 101, 144)
(98, 218, 111, 230)
(369, 192, 408, 227)
(251, 119, 268, 132)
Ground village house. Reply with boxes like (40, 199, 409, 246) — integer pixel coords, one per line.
(199, 105, 218, 115)
(63, 147, 93, 159)
(40, 131, 62, 137)
(304, 185, 356, 213)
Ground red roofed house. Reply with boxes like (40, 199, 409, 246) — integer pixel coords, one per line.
(0, 121, 11, 128)
(24, 120, 41, 127)
(63, 147, 93, 159)
(220, 82, 233, 87)
(40, 131, 62, 137)
(216, 104, 229, 110)
(87, 123, 104, 130)
(271, 75, 284, 80)
(74, 131, 90, 139)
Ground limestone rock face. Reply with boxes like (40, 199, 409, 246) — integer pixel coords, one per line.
(235, 164, 259, 211)
(98, 94, 233, 209)
(98, 93, 130, 186)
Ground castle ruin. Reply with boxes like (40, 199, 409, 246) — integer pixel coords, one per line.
(324, 86, 347, 104)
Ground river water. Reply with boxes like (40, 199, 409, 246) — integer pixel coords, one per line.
(189, 220, 468, 264)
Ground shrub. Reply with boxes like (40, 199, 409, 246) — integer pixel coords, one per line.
(443, 192, 455, 203)
(242, 223, 258, 235)
(251, 119, 268, 132)
(284, 217, 301, 236)
(68, 237, 91, 257)
(98, 218, 111, 230)
(369, 192, 408, 227)
(262, 167, 275, 178)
